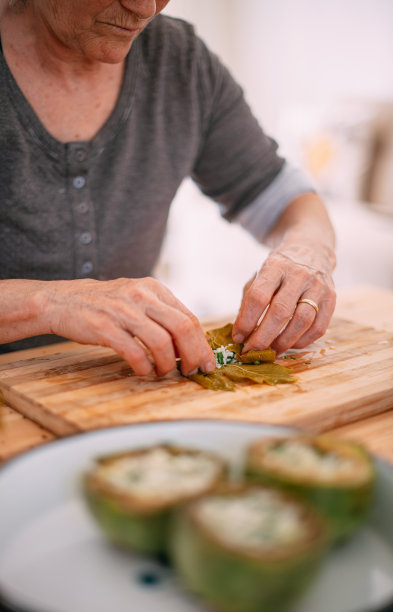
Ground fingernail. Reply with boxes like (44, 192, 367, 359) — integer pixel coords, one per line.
(186, 367, 199, 376)
(202, 360, 216, 373)
(242, 343, 257, 353)
(233, 333, 245, 343)
(139, 364, 154, 376)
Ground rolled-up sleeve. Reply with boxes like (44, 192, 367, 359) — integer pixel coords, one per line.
(233, 162, 316, 242)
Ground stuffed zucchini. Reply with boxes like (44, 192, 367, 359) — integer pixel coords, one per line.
(170, 485, 329, 612)
(245, 435, 376, 541)
(83, 444, 227, 556)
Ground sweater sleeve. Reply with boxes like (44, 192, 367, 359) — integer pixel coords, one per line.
(191, 38, 285, 222)
(190, 38, 317, 242)
(233, 161, 316, 241)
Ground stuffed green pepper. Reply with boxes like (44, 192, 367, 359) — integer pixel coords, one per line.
(245, 435, 376, 541)
(171, 485, 329, 612)
(83, 444, 227, 556)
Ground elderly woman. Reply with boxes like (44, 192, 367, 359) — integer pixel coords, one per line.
(0, 0, 336, 377)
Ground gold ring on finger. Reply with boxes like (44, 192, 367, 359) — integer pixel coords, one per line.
(297, 298, 319, 314)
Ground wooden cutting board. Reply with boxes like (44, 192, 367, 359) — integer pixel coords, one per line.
(332, 410, 393, 464)
(0, 404, 54, 463)
(0, 317, 392, 438)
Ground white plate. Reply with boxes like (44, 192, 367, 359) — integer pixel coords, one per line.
(0, 420, 393, 612)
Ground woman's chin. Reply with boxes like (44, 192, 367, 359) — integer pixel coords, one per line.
(83, 39, 135, 64)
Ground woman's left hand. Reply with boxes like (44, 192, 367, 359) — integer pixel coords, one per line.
(232, 239, 336, 355)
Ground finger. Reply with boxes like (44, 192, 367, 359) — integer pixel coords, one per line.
(145, 302, 216, 375)
(96, 323, 154, 376)
(112, 278, 215, 375)
(232, 261, 284, 343)
(271, 300, 318, 354)
(129, 316, 178, 376)
(242, 272, 257, 298)
(241, 274, 307, 352)
(52, 306, 156, 377)
(292, 292, 336, 349)
(134, 278, 215, 372)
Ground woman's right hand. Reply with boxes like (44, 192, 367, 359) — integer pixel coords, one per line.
(1, 277, 216, 377)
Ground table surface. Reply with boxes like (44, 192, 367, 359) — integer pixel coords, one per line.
(1, 284, 393, 465)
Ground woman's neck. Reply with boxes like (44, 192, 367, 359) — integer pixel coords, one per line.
(0, 7, 126, 142)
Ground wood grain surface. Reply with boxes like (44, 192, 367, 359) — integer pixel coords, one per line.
(0, 342, 77, 461)
(331, 410, 393, 464)
(0, 403, 54, 464)
(0, 317, 392, 439)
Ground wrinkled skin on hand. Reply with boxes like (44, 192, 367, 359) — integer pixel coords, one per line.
(232, 240, 336, 355)
(44, 277, 216, 377)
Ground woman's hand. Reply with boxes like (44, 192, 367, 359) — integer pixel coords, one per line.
(232, 194, 336, 355)
(44, 277, 216, 376)
(0, 277, 216, 377)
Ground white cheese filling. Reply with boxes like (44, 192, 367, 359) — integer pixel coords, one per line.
(212, 345, 237, 368)
(97, 448, 220, 502)
(197, 490, 307, 551)
(262, 441, 364, 482)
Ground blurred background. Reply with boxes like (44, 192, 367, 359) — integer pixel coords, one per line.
(156, 0, 393, 318)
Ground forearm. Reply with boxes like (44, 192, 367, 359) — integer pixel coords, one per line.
(0, 279, 50, 344)
(264, 192, 336, 273)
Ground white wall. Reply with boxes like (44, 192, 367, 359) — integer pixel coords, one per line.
(163, 0, 233, 64)
(166, 0, 393, 133)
